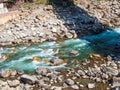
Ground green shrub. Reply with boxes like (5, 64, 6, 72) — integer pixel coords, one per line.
(36, 0, 74, 6)
(7, 0, 15, 3)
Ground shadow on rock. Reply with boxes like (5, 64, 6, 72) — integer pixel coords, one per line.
(48, 0, 109, 37)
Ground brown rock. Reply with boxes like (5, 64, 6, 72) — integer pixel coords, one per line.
(0, 70, 12, 78)
(90, 54, 104, 61)
(32, 57, 42, 62)
(69, 50, 79, 56)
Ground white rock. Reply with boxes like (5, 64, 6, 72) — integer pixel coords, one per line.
(87, 83, 95, 89)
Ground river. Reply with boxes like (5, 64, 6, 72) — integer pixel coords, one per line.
(0, 27, 120, 72)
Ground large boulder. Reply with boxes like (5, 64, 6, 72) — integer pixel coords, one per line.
(0, 70, 11, 78)
(20, 74, 38, 84)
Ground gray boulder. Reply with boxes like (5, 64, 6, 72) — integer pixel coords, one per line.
(7, 80, 20, 87)
(20, 74, 38, 84)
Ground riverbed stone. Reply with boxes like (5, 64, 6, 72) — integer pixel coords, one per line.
(0, 70, 11, 78)
(77, 70, 85, 76)
(103, 66, 119, 76)
(71, 85, 79, 89)
(69, 50, 79, 56)
(7, 80, 20, 87)
(17, 70, 24, 75)
(65, 79, 75, 85)
(87, 83, 95, 89)
(20, 74, 38, 84)
(51, 86, 62, 90)
(11, 70, 17, 76)
(36, 67, 49, 76)
(50, 58, 64, 65)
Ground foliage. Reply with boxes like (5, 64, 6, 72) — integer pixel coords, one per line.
(36, 0, 74, 6)
(7, 0, 15, 3)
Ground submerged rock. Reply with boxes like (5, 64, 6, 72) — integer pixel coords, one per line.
(69, 50, 79, 56)
(32, 57, 42, 62)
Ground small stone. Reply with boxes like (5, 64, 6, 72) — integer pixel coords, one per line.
(102, 73, 109, 79)
(79, 84, 84, 88)
(112, 77, 120, 87)
(69, 50, 79, 56)
(63, 83, 68, 87)
(107, 55, 112, 61)
(87, 83, 95, 89)
(7, 80, 20, 87)
(65, 32, 73, 39)
(77, 70, 85, 76)
(96, 78, 101, 82)
(11, 70, 17, 76)
(51, 28, 57, 33)
(71, 85, 79, 89)
(17, 70, 24, 75)
(65, 79, 75, 85)
(50, 58, 64, 65)
(51, 86, 62, 90)
(24, 84, 33, 90)
(36, 67, 49, 76)
(39, 83, 51, 89)
(32, 57, 42, 62)
(44, 5, 53, 11)
(90, 54, 103, 61)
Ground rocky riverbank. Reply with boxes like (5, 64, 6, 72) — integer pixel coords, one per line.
(0, 0, 119, 46)
(0, 4, 77, 46)
(0, 54, 119, 90)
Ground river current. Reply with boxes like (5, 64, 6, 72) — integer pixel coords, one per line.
(0, 27, 120, 72)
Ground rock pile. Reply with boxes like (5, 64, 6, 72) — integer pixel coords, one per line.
(0, 54, 119, 90)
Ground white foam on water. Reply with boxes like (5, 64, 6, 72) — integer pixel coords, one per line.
(113, 27, 120, 34)
(25, 48, 43, 52)
(61, 39, 90, 46)
(38, 41, 60, 48)
(36, 63, 67, 69)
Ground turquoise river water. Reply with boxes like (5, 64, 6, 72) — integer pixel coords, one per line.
(0, 27, 120, 72)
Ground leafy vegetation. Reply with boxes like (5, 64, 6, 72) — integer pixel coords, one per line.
(7, 0, 15, 3)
